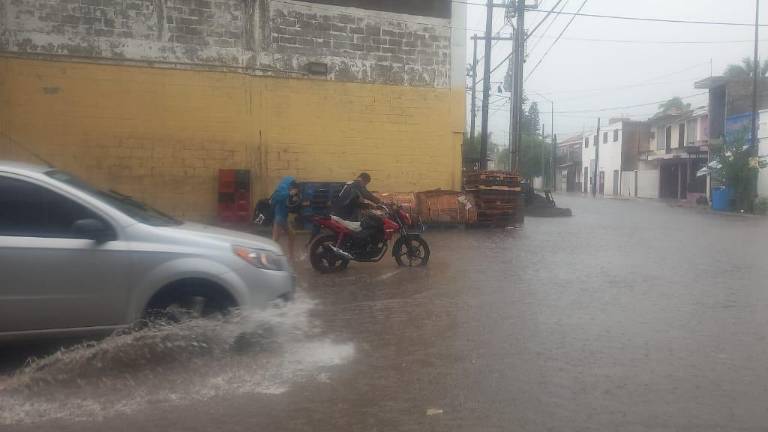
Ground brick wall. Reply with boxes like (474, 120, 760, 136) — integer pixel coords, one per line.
(1, 0, 453, 87)
(268, 1, 451, 86)
(1, 58, 463, 221)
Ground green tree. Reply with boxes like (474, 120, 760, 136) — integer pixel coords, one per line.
(495, 133, 550, 179)
(522, 101, 540, 136)
(723, 57, 768, 79)
(464, 132, 501, 165)
(462, 133, 481, 160)
(710, 131, 767, 211)
(656, 96, 691, 116)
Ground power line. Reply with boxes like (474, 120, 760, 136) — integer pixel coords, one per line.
(552, 92, 707, 114)
(528, 0, 570, 54)
(525, 0, 589, 82)
(537, 36, 768, 45)
(479, 0, 569, 84)
(529, 60, 710, 97)
(525, 8, 768, 27)
(476, 22, 511, 65)
(526, 0, 565, 39)
(454, 0, 768, 27)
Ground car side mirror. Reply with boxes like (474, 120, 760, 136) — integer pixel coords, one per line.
(72, 218, 114, 242)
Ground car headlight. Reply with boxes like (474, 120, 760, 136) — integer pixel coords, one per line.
(233, 246, 288, 271)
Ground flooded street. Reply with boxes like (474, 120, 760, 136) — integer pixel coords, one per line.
(3, 195, 768, 431)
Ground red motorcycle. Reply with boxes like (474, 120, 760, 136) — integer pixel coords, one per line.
(307, 204, 430, 273)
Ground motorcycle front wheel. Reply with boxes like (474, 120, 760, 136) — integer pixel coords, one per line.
(393, 235, 430, 267)
(309, 234, 350, 273)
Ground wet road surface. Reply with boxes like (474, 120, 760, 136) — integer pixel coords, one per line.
(3, 195, 768, 431)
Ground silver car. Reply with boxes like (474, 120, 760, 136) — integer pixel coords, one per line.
(0, 161, 294, 341)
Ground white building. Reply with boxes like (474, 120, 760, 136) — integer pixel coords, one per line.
(758, 109, 768, 199)
(581, 119, 649, 196)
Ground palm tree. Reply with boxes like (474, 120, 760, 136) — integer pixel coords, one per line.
(723, 57, 768, 79)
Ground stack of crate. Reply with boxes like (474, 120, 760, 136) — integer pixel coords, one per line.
(464, 171, 523, 227)
(217, 169, 251, 225)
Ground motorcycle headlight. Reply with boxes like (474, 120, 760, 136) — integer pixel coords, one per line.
(233, 246, 288, 271)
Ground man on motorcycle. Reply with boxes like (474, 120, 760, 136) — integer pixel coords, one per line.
(331, 172, 382, 222)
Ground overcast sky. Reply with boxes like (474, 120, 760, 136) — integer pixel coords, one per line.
(465, 0, 768, 145)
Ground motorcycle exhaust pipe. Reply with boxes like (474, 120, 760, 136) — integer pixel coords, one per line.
(328, 244, 353, 260)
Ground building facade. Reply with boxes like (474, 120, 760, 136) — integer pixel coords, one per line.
(696, 76, 768, 203)
(637, 107, 709, 201)
(556, 133, 582, 192)
(0, 0, 466, 221)
(581, 119, 649, 196)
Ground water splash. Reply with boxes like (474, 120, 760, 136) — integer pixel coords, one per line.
(0, 293, 354, 425)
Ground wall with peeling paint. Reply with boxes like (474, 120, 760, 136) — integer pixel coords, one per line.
(0, 0, 466, 221)
(0, 0, 455, 87)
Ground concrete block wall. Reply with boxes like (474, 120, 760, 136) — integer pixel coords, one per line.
(0, 0, 453, 87)
(268, 0, 451, 87)
(0, 0, 465, 221)
(0, 57, 463, 221)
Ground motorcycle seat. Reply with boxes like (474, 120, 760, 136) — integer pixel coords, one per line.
(331, 215, 362, 232)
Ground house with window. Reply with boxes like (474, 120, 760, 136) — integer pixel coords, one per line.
(581, 119, 649, 196)
(556, 134, 583, 192)
(695, 75, 768, 204)
(637, 107, 709, 201)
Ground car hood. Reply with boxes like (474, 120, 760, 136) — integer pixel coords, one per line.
(162, 222, 282, 253)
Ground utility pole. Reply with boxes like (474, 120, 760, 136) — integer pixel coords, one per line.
(541, 123, 546, 187)
(593, 118, 601, 197)
(751, 0, 760, 150)
(549, 100, 555, 192)
(510, 0, 525, 174)
(470, 35, 479, 144)
(479, 0, 494, 170)
(552, 133, 557, 192)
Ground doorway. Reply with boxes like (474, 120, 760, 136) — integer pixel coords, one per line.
(599, 171, 605, 195)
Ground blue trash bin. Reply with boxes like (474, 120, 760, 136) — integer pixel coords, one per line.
(711, 186, 732, 211)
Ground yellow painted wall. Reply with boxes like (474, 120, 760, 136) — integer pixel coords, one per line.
(0, 57, 464, 222)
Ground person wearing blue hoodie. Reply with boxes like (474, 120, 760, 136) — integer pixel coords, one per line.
(270, 176, 299, 259)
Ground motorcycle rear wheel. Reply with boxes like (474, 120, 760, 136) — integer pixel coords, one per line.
(393, 235, 430, 267)
(309, 234, 350, 273)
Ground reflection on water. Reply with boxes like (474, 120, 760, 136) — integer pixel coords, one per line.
(0, 292, 354, 425)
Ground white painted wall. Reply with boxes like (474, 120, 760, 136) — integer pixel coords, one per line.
(621, 171, 636, 197)
(636, 170, 659, 198)
(758, 109, 768, 198)
(581, 122, 624, 195)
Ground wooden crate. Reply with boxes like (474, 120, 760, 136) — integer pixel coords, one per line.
(415, 190, 477, 225)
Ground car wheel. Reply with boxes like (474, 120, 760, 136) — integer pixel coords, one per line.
(144, 279, 236, 324)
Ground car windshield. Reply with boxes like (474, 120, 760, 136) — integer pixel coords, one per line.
(45, 170, 181, 227)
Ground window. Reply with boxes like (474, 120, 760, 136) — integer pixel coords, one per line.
(0, 176, 102, 238)
(686, 119, 698, 145)
(678, 123, 686, 148)
(594, 135, 598, 145)
(613, 130, 619, 142)
(46, 170, 179, 227)
(603, 132, 608, 143)
(656, 127, 666, 150)
(584, 137, 589, 148)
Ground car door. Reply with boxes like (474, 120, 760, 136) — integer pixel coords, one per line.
(0, 175, 132, 333)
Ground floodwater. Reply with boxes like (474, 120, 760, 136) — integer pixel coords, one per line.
(2, 195, 768, 431)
